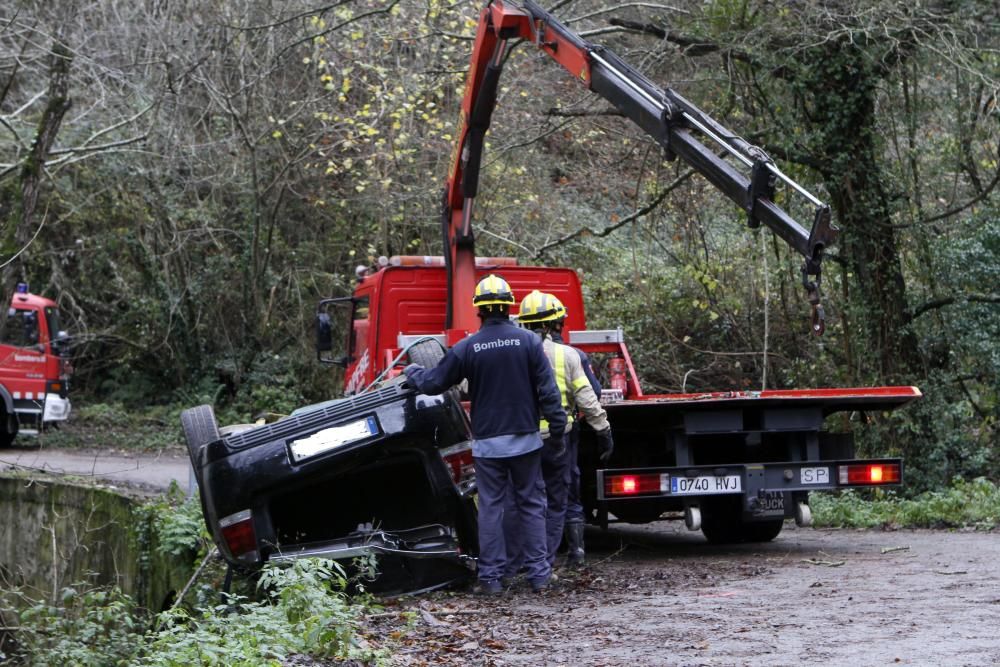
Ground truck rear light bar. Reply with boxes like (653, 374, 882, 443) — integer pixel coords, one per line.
(604, 473, 668, 497)
(838, 463, 901, 486)
(219, 509, 260, 563)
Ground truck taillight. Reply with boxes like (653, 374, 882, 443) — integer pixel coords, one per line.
(440, 442, 475, 491)
(605, 473, 667, 496)
(839, 463, 901, 485)
(219, 510, 259, 562)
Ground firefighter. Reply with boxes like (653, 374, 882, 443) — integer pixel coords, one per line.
(505, 290, 613, 574)
(546, 297, 604, 567)
(404, 275, 566, 595)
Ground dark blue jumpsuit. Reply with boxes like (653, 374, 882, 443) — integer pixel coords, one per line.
(405, 317, 566, 586)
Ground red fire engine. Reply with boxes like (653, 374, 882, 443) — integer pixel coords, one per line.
(0, 283, 72, 446)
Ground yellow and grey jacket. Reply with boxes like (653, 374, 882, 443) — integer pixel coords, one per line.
(539, 335, 610, 437)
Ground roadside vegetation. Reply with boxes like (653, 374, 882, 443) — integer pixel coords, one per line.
(1, 494, 390, 666)
(812, 477, 1000, 530)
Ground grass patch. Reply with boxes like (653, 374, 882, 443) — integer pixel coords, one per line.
(811, 477, 1000, 530)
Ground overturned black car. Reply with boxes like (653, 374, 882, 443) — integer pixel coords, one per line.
(182, 381, 479, 593)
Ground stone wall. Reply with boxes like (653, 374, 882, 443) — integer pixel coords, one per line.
(0, 474, 194, 612)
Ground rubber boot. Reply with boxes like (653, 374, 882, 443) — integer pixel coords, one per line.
(565, 522, 585, 567)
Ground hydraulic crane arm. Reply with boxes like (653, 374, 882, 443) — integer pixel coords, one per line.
(443, 0, 837, 338)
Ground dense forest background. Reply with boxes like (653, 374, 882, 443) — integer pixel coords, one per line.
(0, 0, 996, 491)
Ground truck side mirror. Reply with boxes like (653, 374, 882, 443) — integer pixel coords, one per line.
(315, 296, 355, 367)
(315, 313, 342, 367)
(316, 312, 333, 352)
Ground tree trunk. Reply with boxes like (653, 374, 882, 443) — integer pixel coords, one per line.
(0, 38, 73, 322)
(806, 43, 920, 383)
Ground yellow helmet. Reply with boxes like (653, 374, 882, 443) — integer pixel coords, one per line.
(473, 274, 516, 308)
(517, 290, 565, 323)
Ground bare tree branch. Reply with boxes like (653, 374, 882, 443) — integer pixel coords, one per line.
(275, 0, 402, 61)
(534, 167, 696, 257)
(911, 294, 1000, 320)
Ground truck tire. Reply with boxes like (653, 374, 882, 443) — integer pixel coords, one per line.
(699, 496, 743, 544)
(700, 496, 784, 544)
(407, 338, 446, 368)
(0, 409, 16, 448)
(181, 405, 221, 469)
(740, 519, 784, 543)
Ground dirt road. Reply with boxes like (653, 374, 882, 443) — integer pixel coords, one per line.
(0, 446, 192, 493)
(386, 522, 1000, 666)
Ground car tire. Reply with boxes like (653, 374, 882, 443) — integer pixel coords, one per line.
(407, 338, 446, 368)
(181, 405, 221, 469)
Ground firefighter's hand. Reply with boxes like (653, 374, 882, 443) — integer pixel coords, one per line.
(548, 432, 566, 457)
(401, 363, 423, 389)
(596, 428, 614, 463)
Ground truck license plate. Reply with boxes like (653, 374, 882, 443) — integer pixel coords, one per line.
(289, 416, 379, 463)
(670, 474, 742, 495)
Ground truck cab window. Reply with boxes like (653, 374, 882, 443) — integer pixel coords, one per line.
(350, 297, 370, 360)
(2, 309, 39, 348)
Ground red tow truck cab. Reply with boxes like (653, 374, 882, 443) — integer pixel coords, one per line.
(0, 283, 72, 445)
(328, 257, 585, 395)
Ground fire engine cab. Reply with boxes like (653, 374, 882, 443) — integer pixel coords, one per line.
(0, 283, 71, 446)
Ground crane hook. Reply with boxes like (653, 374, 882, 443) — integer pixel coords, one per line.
(811, 303, 826, 336)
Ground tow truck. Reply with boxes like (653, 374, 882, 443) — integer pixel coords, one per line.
(183, 0, 920, 590)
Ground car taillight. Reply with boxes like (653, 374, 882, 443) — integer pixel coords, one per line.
(604, 473, 668, 496)
(219, 510, 259, 562)
(440, 443, 476, 490)
(838, 463, 901, 485)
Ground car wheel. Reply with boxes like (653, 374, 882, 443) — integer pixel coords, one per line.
(181, 405, 221, 469)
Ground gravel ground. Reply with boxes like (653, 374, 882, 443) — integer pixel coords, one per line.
(382, 522, 1000, 666)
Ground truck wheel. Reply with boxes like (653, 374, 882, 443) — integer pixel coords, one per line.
(740, 519, 784, 543)
(407, 338, 446, 368)
(0, 410, 17, 448)
(699, 496, 743, 544)
(181, 405, 221, 469)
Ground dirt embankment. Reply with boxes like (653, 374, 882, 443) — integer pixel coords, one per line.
(380, 523, 1000, 666)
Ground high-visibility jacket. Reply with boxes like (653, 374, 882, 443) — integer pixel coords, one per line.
(539, 335, 609, 437)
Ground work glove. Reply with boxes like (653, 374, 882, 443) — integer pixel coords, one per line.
(401, 363, 423, 389)
(548, 432, 567, 457)
(596, 428, 614, 463)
